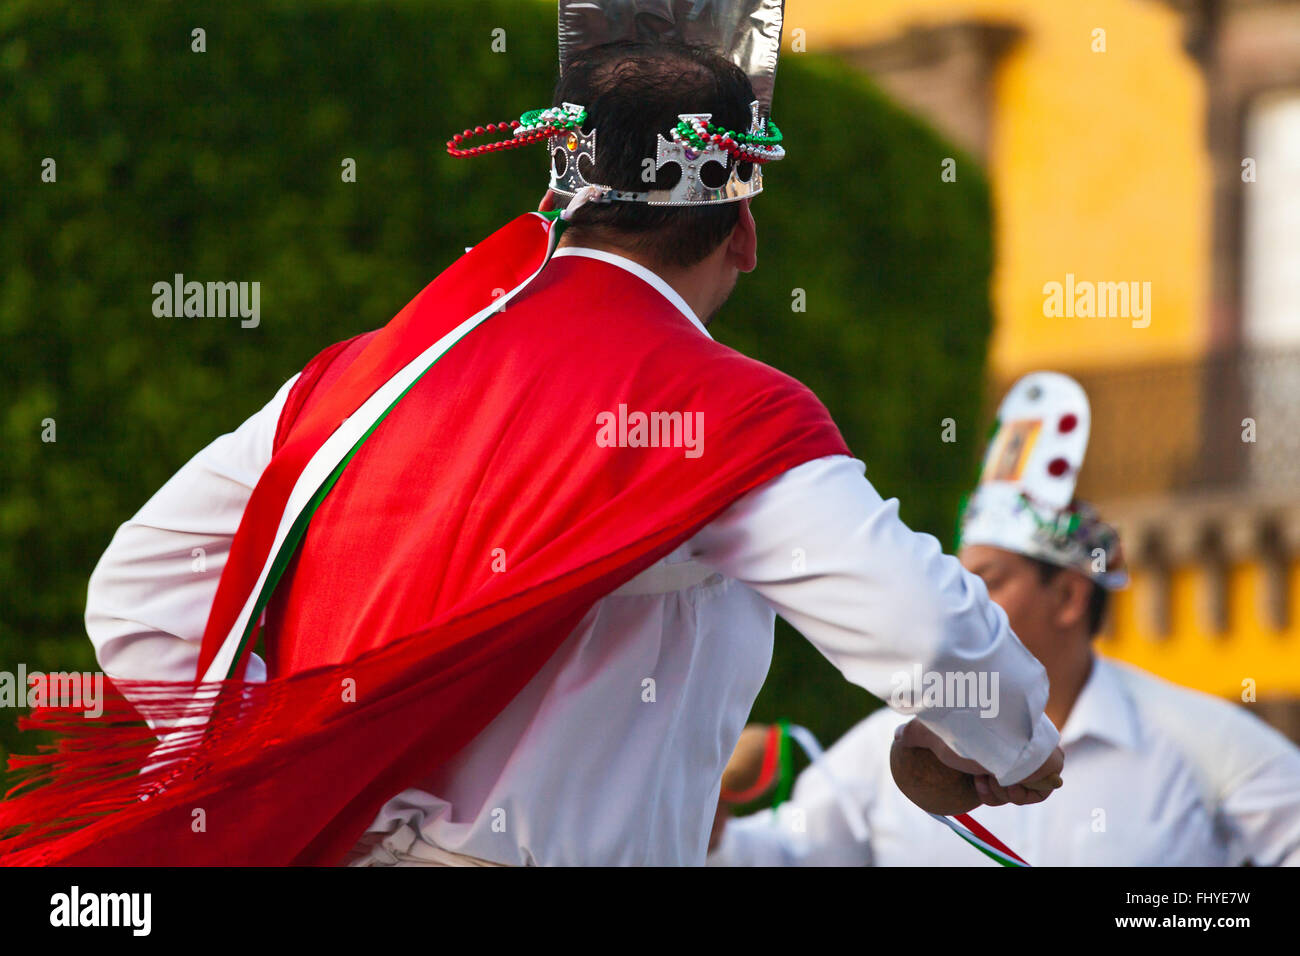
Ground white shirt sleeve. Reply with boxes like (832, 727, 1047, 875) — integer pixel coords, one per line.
(85, 375, 299, 686)
(1221, 751, 1300, 866)
(1118, 662, 1300, 866)
(709, 711, 899, 867)
(1206, 706, 1300, 866)
(691, 455, 1059, 786)
(710, 794, 870, 868)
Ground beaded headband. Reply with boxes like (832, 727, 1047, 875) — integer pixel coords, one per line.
(445, 0, 787, 207)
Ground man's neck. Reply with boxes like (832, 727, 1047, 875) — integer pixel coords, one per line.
(1045, 647, 1095, 731)
(556, 233, 715, 326)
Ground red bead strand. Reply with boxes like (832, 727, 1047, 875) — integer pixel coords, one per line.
(447, 118, 545, 157)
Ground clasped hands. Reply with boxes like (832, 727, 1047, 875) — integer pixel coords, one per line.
(890, 718, 1064, 815)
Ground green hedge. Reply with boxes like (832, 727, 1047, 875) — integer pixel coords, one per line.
(0, 0, 994, 776)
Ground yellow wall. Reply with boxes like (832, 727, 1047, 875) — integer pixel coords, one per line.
(796, 0, 1210, 377)
(800, 2, 1300, 703)
(1100, 561, 1300, 697)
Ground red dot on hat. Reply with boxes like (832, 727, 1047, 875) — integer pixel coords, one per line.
(1058, 413, 1078, 434)
(1048, 457, 1070, 477)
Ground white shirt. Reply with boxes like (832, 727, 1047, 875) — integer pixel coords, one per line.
(85, 248, 1058, 866)
(711, 655, 1300, 866)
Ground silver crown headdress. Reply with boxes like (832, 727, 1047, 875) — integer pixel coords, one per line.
(447, 0, 787, 207)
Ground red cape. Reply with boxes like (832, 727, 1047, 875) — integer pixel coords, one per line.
(0, 213, 848, 865)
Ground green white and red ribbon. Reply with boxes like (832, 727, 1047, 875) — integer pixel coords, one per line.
(719, 721, 867, 841)
(927, 811, 1031, 868)
(783, 723, 869, 842)
(724, 720, 1032, 867)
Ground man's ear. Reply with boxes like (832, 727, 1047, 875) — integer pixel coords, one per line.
(538, 190, 557, 212)
(1052, 570, 1095, 632)
(725, 198, 757, 273)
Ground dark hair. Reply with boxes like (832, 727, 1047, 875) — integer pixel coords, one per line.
(551, 39, 757, 268)
(1029, 557, 1110, 637)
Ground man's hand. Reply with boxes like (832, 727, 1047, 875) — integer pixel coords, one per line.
(890, 718, 1064, 814)
(889, 721, 980, 814)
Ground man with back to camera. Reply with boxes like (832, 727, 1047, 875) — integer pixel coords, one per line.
(1, 3, 1064, 866)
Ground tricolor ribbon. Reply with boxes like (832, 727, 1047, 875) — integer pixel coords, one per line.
(724, 721, 1031, 867)
(927, 811, 1030, 868)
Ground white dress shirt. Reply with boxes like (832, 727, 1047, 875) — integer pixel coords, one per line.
(711, 655, 1300, 866)
(85, 247, 1058, 866)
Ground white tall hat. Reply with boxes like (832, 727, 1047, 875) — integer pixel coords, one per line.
(957, 371, 1128, 590)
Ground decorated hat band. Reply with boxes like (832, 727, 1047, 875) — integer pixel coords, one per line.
(445, 0, 788, 207)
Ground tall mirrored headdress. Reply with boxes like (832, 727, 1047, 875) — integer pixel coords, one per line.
(447, 0, 787, 207)
(958, 371, 1128, 590)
